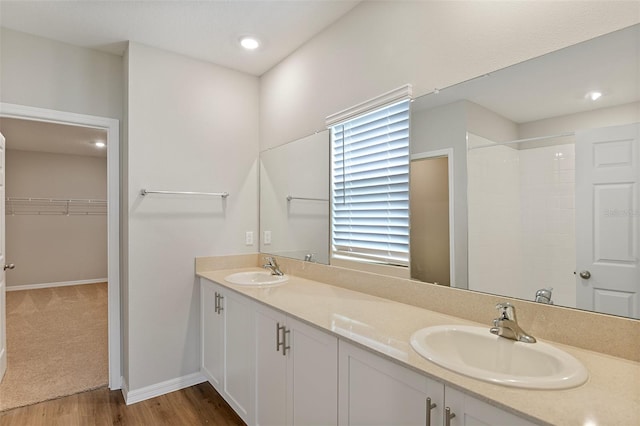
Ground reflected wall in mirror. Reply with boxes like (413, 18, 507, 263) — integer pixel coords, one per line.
(259, 131, 330, 264)
(411, 24, 639, 319)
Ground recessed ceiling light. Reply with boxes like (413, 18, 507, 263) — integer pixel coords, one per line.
(587, 91, 602, 101)
(239, 36, 260, 50)
(94, 141, 106, 148)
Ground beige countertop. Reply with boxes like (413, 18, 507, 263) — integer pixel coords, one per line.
(197, 267, 640, 426)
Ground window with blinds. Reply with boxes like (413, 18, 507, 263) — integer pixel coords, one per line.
(330, 99, 411, 266)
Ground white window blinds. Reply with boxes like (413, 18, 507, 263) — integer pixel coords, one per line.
(330, 99, 411, 266)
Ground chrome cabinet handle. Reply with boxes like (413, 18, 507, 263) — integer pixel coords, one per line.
(282, 327, 290, 356)
(425, 397, 437, 426)
(445, 407, 456, 426)
(4, 264, 14, 271)
(579, 270, 591, 279)
(214, 292, 224, 314)
(276, 322, 291, 355)
(276, 322, 285, 352)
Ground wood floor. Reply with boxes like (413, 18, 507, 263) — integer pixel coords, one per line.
(0, 382, 245, 426)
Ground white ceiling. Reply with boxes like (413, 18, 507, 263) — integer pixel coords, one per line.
(413, 24, 640, 124)
(0, 118, 108, 158)
(0, 0, 360, 76)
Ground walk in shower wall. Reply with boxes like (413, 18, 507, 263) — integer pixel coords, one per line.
(467, 133, 576, 307)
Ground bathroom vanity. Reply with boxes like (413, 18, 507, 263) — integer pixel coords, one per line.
(197, 264, 640, 426)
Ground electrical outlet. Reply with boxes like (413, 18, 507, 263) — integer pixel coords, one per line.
(245, 231, 253, 245)
(264, 230, 272, 245)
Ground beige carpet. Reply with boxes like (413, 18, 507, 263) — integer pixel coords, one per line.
(0, 283, 108, 411)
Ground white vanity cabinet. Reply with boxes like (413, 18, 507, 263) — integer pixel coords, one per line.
(200, 278, 255, 425)
(201, 275, 541, 426)
(339, 340, 445, 426)
(255, 303, 338, 426)
(339, 341, 539, 426)
(443, 387, 538, 426)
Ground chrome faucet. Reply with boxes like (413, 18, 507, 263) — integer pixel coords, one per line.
(490, 303, 536, 343)
(534, 287, 554, 304)
(263, 256, 284, 276)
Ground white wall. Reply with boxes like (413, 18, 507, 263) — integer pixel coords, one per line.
(260, 1, 639, 150)
(124, 42, 259, 392)
(0, 28, 123, 120)
(5, 150, 107, 287)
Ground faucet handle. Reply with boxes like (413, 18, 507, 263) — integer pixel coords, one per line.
(495, 302, 516, 321)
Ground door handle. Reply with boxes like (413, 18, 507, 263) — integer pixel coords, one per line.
(4, 264, 14, 271)
(579, 270, 591, 279)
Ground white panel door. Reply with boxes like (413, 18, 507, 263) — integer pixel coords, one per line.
(222, 289, 255, 424)
(200, 279, 223, 388)
(0, 132, 6, 383)
(338, 340, 444, 426)
(444, 387, 537, 426)
(255, 304, 287, 426)
(576, 123, 640, 318)
(287, 317, 338, 426)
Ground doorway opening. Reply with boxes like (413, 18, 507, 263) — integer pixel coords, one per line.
(0, 103, 120, 406)
(410, 149, 455, 286)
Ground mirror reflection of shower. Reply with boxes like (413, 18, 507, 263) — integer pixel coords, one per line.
(467, 132, 576, 307)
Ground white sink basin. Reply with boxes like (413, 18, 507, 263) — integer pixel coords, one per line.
(225, 271, 288, 286)
(410, 325, 588, 389)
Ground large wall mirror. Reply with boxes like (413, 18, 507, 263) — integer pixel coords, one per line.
(260, 24, 639, 319)
(259, 131, 330, 264)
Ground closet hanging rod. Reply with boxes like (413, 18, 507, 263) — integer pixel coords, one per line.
(5, 197, 107, 216)
(5, 197, 106, 203)
(286, 195, 329, 202)
(468, 132, 575, 151)
(140, 189, 229, 198)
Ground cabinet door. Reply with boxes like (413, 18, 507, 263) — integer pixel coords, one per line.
(255, 304, 287, 426)
(200, 279, 223, 389)
(222, 289, 255, 424)
(444, 387, 538, 426)
(339, 340, 444, 426)
(287, 317, 338, 426)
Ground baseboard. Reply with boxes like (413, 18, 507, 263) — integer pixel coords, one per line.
(0, 347, 6, 378)
(6, 278, 108, 292)
(120, 377, 129, 403)
(122, 372, 207, 405)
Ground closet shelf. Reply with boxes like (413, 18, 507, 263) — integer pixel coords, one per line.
(5, 197, 107, 216)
